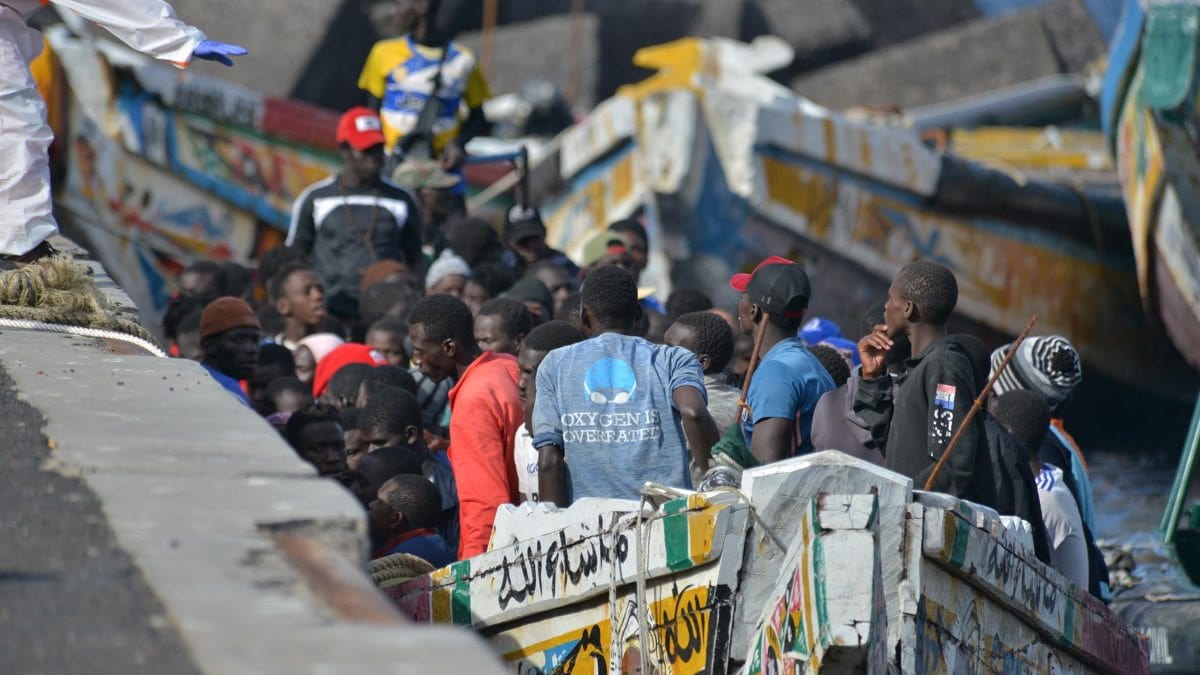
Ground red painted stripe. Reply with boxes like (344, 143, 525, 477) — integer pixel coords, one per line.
(261, 98, 340, 150)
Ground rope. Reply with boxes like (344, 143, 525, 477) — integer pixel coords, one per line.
(0, 255, 163, 353)
(635, 496, 652, 674)
(0, 318, 167, 357)
(369, 552, 436, 589)
(707, 485, 790, 554)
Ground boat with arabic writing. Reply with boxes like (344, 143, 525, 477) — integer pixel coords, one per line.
(382, 452, 1147, 673)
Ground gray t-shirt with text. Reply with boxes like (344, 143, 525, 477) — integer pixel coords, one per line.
(532, 333, 706, 500)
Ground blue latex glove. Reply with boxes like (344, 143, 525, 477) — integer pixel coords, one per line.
(192, 40, 247, 67)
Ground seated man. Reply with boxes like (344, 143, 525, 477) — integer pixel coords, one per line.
(992, 390, 1089, 588)
(360, 386, 459, 551)
(664, 311, 741, 435)
(514, 320, 586, 502)
(368, 475, 456, 568)
(284, 404, 349, 479)
(534, 266, 718, 505)
(350, 445, 424, 507)
(199, 297, 262, 407)
(475, 298, 531, 357)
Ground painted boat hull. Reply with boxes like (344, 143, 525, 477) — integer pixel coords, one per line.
(1107, 1, 1200, 372)
(385, 453, 1149, 673)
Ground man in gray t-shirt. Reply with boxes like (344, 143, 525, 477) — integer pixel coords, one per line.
(534, 266, 718, 505)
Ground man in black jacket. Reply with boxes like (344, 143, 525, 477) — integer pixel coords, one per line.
(287, 108, 425, 320)
(854, 261, 996, 506)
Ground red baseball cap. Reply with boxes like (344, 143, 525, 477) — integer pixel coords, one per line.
(336, 107, 386, 151)
(729, 255, 794, 292)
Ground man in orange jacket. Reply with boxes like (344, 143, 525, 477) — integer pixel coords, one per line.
(408, 293, 522, 558)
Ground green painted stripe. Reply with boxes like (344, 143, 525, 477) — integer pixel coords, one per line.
(663, 512, 693, 571)
(949, 518, 971, 569)
(451, 560, 472, 625)
(1061, 597, 1076, 647)
(663, 497, 688, 516)
(813, 535, 829, 649)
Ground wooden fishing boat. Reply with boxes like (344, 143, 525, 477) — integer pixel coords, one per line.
(533, 36, 1193, 399)
(384, 452, 1148, 673)
(44, 27, 1193, 396)
(1102, 0, 1200, 371)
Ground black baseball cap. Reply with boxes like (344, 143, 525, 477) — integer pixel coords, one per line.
(745, 263, 811, 318)
(504, 205, 546, 243)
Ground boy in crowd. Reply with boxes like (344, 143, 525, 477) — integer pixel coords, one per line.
(664, 311, 741, 435)
(855, 261, 995, 505)
(319, 363, 375, 411)
(365, 317, 410, 368)
(475, 298, 532, 357)
(249, 344, 295, 415)
(526, 261, 576, 317)
(502, 206, 579, 278)
(360, 386, 459, 549)
(351, 445, 424, 507)
(514, 321, 586, 502)
(268, 263, 326, 350)
(341, 407, 366, 471)
(356, 364, 418, 409)
(369, 475, 456, 568)
(502, 277, 554, 327)
(199, 297, 262, 407)
(409, 295, 522, 557)
(992, 390, 1089, 588)
(809, 344, 850, 388)
(733, 258, 834, 463)
(534, 266, 719, 505)
(462, 263, 517, 316)
(264, 377, 313, 417)
(284, 404, 348, 479)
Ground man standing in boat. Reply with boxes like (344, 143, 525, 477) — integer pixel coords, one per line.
(357, 0, 491, 181)
(534, 266, 719, 505)
(0, 0, 245, 267)
(286, 108, 425, 320)
(732, 257, 834, 464)
(855, 261, 996, 505)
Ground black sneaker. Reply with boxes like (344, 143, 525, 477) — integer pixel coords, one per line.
(0, 240, 60, 271)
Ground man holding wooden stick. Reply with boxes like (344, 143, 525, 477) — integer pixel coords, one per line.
(854, 261, 996, 505)
(732, 257, 834, 464)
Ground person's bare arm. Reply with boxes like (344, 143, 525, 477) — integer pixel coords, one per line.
(750, 417, 794, 464)
(673, 386, 717, 474)
(537, 444, 569, 507)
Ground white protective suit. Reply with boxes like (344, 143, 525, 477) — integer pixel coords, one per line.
(0, 0, 205, 255)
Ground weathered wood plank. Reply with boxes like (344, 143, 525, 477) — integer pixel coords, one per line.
(922, 506, 1149, 674)
(741, 495, 888, 674)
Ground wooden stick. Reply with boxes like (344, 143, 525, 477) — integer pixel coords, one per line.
(923, 314, 1038, 492)
(737, 315, 770, 413)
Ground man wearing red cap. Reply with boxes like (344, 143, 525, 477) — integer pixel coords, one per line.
(199, 296, 262, 407)
(731, 257, 834, 463)
(286, 107, 424, 319)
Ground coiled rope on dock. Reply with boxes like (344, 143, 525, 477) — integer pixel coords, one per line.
(0, 255, 165, 357)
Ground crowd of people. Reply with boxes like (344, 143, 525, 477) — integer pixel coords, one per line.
(155, 0, 1106, 601)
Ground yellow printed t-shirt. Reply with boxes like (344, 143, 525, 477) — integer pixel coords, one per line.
(357, 36, 490, 155)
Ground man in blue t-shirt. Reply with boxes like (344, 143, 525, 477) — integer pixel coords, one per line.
(533, 266, 719, 505)
(732, 257, 834, 463)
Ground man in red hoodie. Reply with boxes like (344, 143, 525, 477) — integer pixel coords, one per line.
(408, 293, 522, 558)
